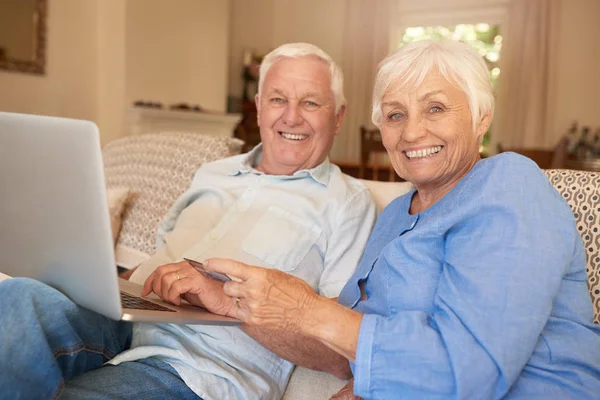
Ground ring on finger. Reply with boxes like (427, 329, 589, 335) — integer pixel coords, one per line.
(235, 297, 241, 308)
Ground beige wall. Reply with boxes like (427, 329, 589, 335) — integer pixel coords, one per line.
(229, 0, 600, 153)
(97, 0, 127, 145)
(551, 0, 600, 143)
(0, 0, 99, 125)
(0, 0, 230, 145)
(228, 0, 346, 100)
(126, 0, 230, 113)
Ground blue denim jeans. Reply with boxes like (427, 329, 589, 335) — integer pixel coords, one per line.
(0, 278, 200, 400)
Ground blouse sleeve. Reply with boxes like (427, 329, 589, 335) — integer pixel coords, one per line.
(353, 157, 584, 399)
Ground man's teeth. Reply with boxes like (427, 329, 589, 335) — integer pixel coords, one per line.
(406, 146, 442, 159)
(280, 132, 308, 141)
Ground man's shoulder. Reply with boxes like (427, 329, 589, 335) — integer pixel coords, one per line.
(194, 153, 247, 176)
(326, 164, 374, 204)
(326, 163, 364, 189)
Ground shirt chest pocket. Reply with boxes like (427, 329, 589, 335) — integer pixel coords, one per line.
(242, 206, 322, 271)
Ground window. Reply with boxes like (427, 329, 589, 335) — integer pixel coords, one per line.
(400, 24, 502, 86)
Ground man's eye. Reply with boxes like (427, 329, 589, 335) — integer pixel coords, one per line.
(304, 101, 319, 107)
(270, 98, 284, 104)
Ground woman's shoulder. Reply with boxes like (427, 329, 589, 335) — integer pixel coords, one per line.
(457, 152, 564, 213)
(466, 152, 549, 193)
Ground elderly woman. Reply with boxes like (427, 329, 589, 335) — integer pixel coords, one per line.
(147, 40, 600, 399)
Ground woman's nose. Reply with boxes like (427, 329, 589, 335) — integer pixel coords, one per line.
(282, 104, 303, 127)
(402, 117, 427, 143)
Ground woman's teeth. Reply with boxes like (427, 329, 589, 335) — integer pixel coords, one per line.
(406, 146, 442, 159)
(280, 132, 308, 141)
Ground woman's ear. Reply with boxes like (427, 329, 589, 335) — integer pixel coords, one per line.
(476, 111, 493, 139)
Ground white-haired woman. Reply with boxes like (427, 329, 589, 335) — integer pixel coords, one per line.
(193, 39, 600, 399)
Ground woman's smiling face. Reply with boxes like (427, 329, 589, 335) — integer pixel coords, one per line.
(380, 70, 490, 193)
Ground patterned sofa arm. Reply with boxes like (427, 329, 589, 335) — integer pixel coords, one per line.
(102, 132, 244, 269)
(543, 169, 600, 323)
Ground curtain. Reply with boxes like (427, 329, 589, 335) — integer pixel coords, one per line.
(490, 0, 560, 152)
(330, 0, 391, 164)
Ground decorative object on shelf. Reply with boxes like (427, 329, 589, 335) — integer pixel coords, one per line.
(169, 103, 204, 112)
(242, 50, 263, 102)
(562, 121, 600, 172)
(235, 50, 265, 152)
(565, 121, 600, 158)
(133, 100, 163, 109)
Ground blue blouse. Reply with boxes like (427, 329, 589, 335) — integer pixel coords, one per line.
(339, 153, 600, 399)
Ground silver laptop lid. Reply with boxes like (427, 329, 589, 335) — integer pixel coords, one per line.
(0, 112, 122, 320)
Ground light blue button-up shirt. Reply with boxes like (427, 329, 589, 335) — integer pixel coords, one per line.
(339, 153, 600, 399)
(109, 145, 377, 400)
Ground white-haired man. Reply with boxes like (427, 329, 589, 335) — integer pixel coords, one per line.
(0, 43, 376, 399)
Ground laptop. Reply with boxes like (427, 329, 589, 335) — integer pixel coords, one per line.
(0, 112, 240, 326)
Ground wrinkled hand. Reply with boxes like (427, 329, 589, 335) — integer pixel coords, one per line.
(203, 258, 319, 331)
(141, 260, 234, 316)
(330, 379, 362, 400)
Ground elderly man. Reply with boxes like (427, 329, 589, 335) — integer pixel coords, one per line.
(0, 43, 376, 400)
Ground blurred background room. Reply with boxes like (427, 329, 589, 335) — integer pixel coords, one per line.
(1, 0, 599, 180)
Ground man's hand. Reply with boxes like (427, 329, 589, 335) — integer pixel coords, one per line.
(330, 379, 362, 400)
(141, 261, 234, 316)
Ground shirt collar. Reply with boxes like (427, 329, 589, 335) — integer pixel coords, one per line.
(229, 143, 332, 186)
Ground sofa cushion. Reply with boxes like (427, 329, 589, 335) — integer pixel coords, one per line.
(544, 169, 600, 323)
(282, 367, 347, 400)
(106, 186, 130, 245)
(359, 179, 414, 214)
(103, 132, 244, 268)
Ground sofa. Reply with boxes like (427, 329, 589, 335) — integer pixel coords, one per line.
(101, 132, 600, 400)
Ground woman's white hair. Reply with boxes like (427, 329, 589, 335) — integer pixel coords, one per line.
(258, 43, 346, 114)
(372, 39, 494, 132)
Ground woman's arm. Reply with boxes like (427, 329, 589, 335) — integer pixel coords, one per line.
(242, 325, 353, 380)
(203, 259, 363, 360)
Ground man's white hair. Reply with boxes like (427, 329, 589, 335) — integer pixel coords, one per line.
(372, 39, 494, 132)
(258, 43, 346, 114)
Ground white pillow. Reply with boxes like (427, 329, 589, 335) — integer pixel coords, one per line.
(359, 179, 414, 214)
(107, 186, 130, 245)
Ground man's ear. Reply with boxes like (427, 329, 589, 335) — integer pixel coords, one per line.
(334, 105, 347, 136)
(476, 110, 492, 140)
(254, 94, 261, 126)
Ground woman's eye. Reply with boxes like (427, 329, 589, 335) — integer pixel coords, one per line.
(388, 112, 404, 121)
(430, 106, 443, 113)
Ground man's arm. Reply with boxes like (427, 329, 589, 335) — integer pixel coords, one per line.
(242, 297, 352, 380)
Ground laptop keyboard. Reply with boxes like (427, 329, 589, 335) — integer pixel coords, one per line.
(120, 292, 176, 312)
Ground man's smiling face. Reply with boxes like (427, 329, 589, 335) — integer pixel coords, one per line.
(255, 56, 345, 175)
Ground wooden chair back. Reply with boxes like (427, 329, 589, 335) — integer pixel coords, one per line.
(359, 126, 398, 181)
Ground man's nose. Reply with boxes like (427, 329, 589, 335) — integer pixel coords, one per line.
(282, 104, 303, 127)
(402, 117, 427, 143)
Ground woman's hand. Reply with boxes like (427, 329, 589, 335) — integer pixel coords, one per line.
(203, 258, 320, 332)
(330, 379, 362, 400)
(141, 261, 234, 317)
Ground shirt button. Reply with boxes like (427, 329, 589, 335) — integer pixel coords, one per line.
(209, 233, 218, 240)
